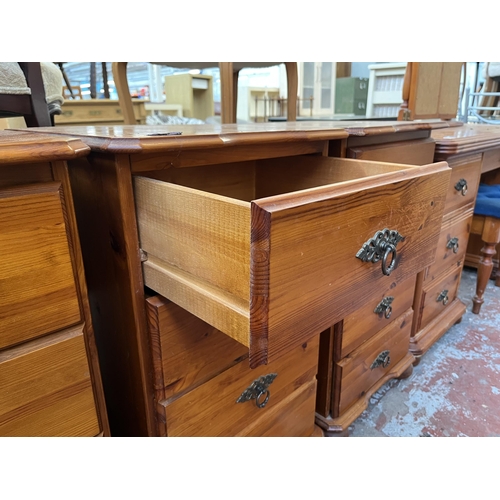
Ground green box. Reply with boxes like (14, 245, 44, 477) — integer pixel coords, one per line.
(335, 77, 368, 115)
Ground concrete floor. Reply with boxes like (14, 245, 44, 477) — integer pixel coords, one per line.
(348, 266, 500, 437)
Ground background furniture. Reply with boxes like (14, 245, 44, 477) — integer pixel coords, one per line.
(334, 77, 368, 116)
(54, 98, 181, 126)
(431, 125, 500, 307)
(298, 62, 336, 117)
(365, 63, 407, 118)
(164, 73, 213, 120)
(315, 119, 454, 435)
(0, 131, 109, 436)
(470, 184, 500, 313)
(22, 121, 451, 437)
(112, 62, 298, 124)
(398, 62, 464, 121)
(0, 62, 64, 127)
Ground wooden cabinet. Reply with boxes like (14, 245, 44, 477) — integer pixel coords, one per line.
(0, 131, 109, 436)
(20, 122, 452, 437)
(164, 74, 214, 120)
(146, 296, 319, 437)
(315, 123, 454, 435)
(55, 98, 161, 126)
(299, 62, 336, 116)
(408, 125, 500, 362)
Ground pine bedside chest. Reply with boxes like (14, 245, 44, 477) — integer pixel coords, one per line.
(20, 123, 451, 436)
(0, 131, 109, 436)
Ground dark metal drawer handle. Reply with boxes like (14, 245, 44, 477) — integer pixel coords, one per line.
(455, 179, 468, 196)
(446, 237, 459, 254)
(437, 289, 449, 306)
(371, 350, 391, 369)
(356, 229, 405, 276)
(236, 373, 277, 408)
(374, 296, 394, 319)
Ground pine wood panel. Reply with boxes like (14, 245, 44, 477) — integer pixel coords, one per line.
(136, 158, 450, 367)
(338, 274, 417, 359)
(0, 327, 100, 436)
(135, 177, 251, 303)
(162, 336, 319, 437)
(347, 138, 436, 166)
(424, 210, 472, 282)
(0, 182, 81, 349)
(415, 266, 462, 333)
(335, 308, 413, 416)
(482, 148, 500, 174)
(443, 156, 482, 215)
(406, 63, 463, 120)
(67, 154, 155, 437)
(145, 295, 248, 406)
(0, 162, 52, 189)
(236, 380, 317, 437)
(0, 131, 89, 165)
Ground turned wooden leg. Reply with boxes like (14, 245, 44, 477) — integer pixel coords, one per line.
(472, 216, 500, 314)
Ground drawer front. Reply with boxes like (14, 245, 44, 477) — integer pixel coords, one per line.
(236, 379, 317, 437)
(416, 266, 462, 332)
(137, 159, 450, 368)
(425, 211, 472, 282)
(0, 328, 100, 436)
(162, 335, 319, 437)
(444, 158, 481, 214)
(338, 274, 417, 359)
(336, 308, 413, 415)
(482, 148, 500, 174)
(0, 183, 81, 349)
(145, 295, 248, 403)
(347, 138, 436, 165)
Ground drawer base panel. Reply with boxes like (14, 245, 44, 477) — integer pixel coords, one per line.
(410, 297, 466, 360)
(315, 351, 415, 434)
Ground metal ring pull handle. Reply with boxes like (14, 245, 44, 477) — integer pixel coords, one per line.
(447, 237, 459, 254)
(437, 289, 449, 306)
(356, 229, 405, 277)
(455, 179, 468, 196)
(255, 390, 270, 408)
(236, 373, 277, 409)
(374, 296, 394, 319)
(382, 244, 397, 276)
(371, 350, 391, 370)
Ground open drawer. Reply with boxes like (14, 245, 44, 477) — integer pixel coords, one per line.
(134, 155, 451, 367)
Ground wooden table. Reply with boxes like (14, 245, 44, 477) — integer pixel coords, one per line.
(0, 131, 109, 436)
(18, 122, 452, 437)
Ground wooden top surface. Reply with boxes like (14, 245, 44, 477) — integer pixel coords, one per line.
(0, 130, 90, 165)
(431, 124, 500, 156)
(16, 120, 460, 154)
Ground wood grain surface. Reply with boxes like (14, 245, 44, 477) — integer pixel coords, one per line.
(0, 182, 81, 349)
(0, 326, 100, 436)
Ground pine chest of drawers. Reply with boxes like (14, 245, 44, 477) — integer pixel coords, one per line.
(20, 123, 451, 436)
(0, 131, 109, 436)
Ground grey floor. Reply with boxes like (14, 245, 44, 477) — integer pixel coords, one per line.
(348, 267, 500, 437)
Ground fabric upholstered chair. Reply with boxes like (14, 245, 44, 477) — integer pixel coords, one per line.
(111, 62, 298, 124)
(471, 183, 500, 314)
(0, 62, 64, 127)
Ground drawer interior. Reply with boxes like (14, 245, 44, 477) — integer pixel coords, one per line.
(135, 155, 450, 367)
(142, 155, 413, 202)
